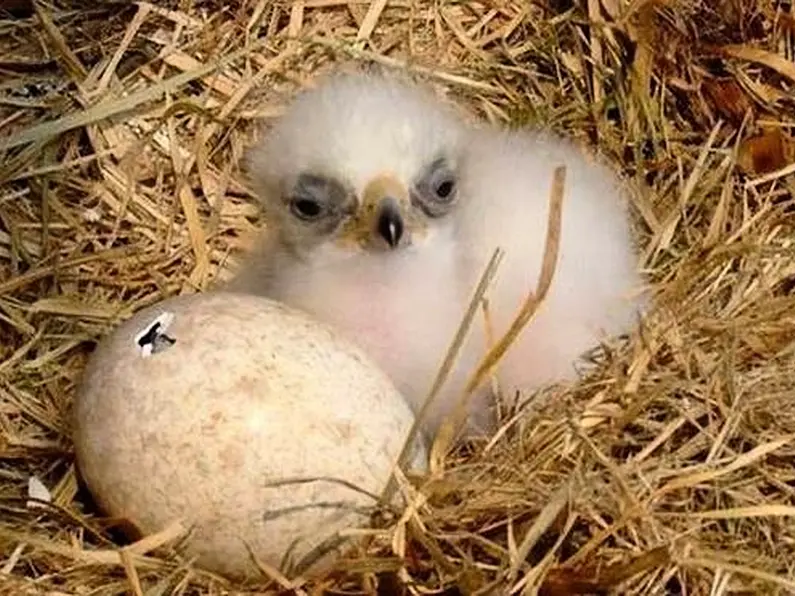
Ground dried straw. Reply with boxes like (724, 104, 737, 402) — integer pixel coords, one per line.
(2, 0, 795, 594)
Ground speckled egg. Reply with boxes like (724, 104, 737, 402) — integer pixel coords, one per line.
(73, 291, 427, 580)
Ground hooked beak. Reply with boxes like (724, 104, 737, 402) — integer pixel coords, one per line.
(376, 199, 403, 248)
(362, 175, 408, 250)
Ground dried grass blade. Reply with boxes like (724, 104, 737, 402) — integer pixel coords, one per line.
(657, 435, 794, 495)
(93, 3, 153, 96)
(383, 247, 503, 501)
(33, 2, 88, 81)
(720, 44, 795, 83)
(0, 247, 135, 296)
(463, 165, 566, 396)
(508, 479, 572, 583)
(681, 557, 795, 591)
(119, 548, 145, 596)
(0, 39, 268, 151)
(673, 505, 795, 520)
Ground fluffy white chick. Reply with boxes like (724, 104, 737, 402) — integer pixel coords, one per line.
(226, 71, 646, 439)
(452, 129, 647, 424)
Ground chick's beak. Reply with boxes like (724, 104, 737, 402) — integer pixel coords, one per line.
(362, 175, 409, 250)
(376, 199, 404, 248)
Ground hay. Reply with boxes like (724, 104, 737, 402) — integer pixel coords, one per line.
(1, 0, 794, 593)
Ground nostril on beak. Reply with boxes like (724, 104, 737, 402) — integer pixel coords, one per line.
(376, 198, 404, 249)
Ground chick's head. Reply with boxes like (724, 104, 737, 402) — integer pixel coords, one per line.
(246, 72, 468, 265)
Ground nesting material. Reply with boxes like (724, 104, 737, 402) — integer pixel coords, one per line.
(2, 1, 795, 594)
(73, 291, 426, 579)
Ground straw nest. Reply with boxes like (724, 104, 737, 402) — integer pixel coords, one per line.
(2, 0, 795, 594)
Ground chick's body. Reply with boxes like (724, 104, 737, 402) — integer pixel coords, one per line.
(453, 130, 646, 417)
(228, 72, 645, 438)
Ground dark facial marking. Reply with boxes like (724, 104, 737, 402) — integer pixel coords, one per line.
(286, 173, 353, 232)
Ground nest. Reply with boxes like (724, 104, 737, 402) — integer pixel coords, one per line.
(2, 0, 795, 593)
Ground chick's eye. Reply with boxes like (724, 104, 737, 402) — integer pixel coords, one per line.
(435, 178, 455, 200)
(290, 198, 324, 220)
(412, 160, 458, 218)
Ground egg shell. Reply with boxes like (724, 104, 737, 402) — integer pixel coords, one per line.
(73, 291, 427, 579)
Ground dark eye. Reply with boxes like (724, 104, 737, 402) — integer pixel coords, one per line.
(435, 178, 455, 200)
(290, 198, 324, 220)
(411, 159, 458, 217)
(287, 174, 351, 224)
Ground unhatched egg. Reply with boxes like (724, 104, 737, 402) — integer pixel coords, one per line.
(73, 292, 427, 579)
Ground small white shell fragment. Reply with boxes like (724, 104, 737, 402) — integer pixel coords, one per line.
(73, 291, 427, 580)
(27, 476, 51, 508)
